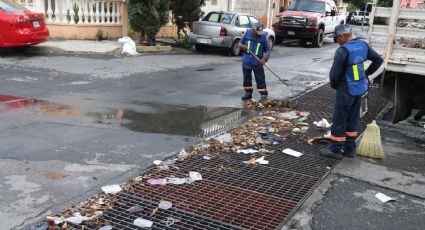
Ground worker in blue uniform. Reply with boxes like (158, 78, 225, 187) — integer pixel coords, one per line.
(320, 24, 383, 160)
(239, 24, 272, 101)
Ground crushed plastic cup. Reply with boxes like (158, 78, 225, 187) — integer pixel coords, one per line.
(134, 218, 153, 228)
(158, 201, 172, 210)
(101, 185, 122, 195)
(147, 178, 167, 186)
(255, 156, 269, 165)
(189, 172, 203, 181)
(165, 177, 187, 185)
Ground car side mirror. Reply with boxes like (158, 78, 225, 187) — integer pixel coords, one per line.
(331, 10, 336, 16)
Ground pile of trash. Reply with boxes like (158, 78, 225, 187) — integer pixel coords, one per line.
(45, 99, 332, 229)
(397, 19, 425, 49)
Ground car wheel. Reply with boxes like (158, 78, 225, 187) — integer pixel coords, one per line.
(229, 39, 241, 56)
(275, 36, 283, 45)
(312, 29, 324, 48)
(268, 37, 274, 50)
(195, 44, 206, 52)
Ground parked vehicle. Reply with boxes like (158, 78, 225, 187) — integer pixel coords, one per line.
(367, 0, 425, 123)
(189, 11, 276, 56)
(353, 11, 370, 25)
(346, 12, 357, 24)
(0, 0, 49, 48)
(273, 0, 346, 47)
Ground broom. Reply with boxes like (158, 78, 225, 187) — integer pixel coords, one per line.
(356, 120, 384, 159)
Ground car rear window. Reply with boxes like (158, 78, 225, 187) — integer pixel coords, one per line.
(202, 12, 234, 24)
(0, 0, 27, 12)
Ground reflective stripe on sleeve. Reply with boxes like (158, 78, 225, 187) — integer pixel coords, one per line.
(247, 41, 251, 53)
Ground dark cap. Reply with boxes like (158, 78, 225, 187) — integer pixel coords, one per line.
(253, 24, 264, 31)
(334, 24, 352, 37)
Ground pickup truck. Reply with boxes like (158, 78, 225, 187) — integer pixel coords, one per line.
(353, 11, 370, 25)
(273, 0, 346, 47)
(367, 0, 425, 123)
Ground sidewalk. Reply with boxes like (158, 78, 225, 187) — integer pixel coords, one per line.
(35, 38, 178, 54)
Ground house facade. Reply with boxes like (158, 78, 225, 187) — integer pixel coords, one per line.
(15, 0, 291, 40)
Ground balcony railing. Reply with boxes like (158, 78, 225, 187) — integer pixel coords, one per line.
(28, 0, 123, 25)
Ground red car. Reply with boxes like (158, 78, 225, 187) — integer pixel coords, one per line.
(0, 0, 49, 48)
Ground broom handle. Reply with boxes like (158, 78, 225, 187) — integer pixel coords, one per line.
(247, 50, 289, 87)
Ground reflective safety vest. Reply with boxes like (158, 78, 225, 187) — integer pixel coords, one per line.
(342, 39, 369, 96)
(242, 29, 267, 65)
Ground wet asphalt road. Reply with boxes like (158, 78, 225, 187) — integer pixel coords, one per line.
(0, 37, 340, 229)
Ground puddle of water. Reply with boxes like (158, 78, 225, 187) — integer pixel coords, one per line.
(88, 106, 250, 137)
(0, 94, 252, 138)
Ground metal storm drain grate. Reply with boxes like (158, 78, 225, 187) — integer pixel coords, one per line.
(34, 83, 389, 230)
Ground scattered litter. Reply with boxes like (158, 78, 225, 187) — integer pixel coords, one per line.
(64, 211, 102, 224)
(314, 118, 331, 128)
(261, 116, 276, 121)
(161, 217, 181, 227)
(326, 167, 331, 170)
(237, 149, 259, 154)
(324, 130, 331, 138)
(127, 206, 145, 214)
(375, 192, 396, 203)
(255, 156, 269, 165)
(151, 201, 173, 216)
(189, 172, 203, 181)
(214, 133, 233, 143)
(297, 111, 310, 117)
(259, 149, 274, 154)
(203, 155, 212, 160)
(165, 177, 188, 185)
(292, 127, 301, 133)
(134, 218, 153, 228)
(118, 37, 140, 56)
(282, 148, 303, 157)
(134, 176, 145, 182)
(147, 178, 167, 186)
(243, 157, 258, 165)
(178, 148, 189, 159)
(297, 116, 307, 123)
(279, 111, 299, 120)
(98, 226, 113, 230)
(101, 185, 122, 195)
(301, 126, 309, 133)
(259, 132, 284, 144)
(46, 216, 63, 225)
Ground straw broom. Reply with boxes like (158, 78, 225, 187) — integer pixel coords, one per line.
(356, 120, 384, 159)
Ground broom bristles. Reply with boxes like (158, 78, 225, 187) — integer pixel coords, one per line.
(356, 120, 384, 159)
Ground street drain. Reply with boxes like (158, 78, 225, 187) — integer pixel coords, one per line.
(34, 83, 388, 230)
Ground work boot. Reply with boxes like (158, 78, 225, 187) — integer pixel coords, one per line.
(260, 94, 268, 101)
(241, 93, 252, 100)
(319, 148, 343, 160)
(343, 149, 356, 158)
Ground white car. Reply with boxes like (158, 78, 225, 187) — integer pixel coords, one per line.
(189, 11, 276, 56)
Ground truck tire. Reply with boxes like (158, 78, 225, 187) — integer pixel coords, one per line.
(275, 36, 283, 45)
(229, 39, 241, 56)
(312, 29, 324, 48)
(195, 44, 206, 52)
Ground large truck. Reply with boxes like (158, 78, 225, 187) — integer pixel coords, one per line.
(367, 0, 425, 123)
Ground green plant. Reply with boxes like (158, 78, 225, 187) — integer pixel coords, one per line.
(171, 0, 205, 38)
(128, 0, 171, 46)
(174, 35, 192, 49)
(96, 30, 104, 41)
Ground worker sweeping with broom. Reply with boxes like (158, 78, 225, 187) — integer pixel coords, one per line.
(320, 24, 383, 160)
(239, 24, 272, 101)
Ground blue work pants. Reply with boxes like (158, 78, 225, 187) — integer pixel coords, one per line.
(242, 64, 268, 95)
(330, 88, 361, 153)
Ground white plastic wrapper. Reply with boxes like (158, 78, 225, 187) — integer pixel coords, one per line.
(118, 37, 140, 56)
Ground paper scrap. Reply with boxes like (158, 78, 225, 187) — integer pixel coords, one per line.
(282, 148, 303, 157)
(237, 149, 259, 154)
(101, 185, 122, 195)
(189, 172, 203, 181)
(255, 156, 269, 165)
(375, 193, 396, 203)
